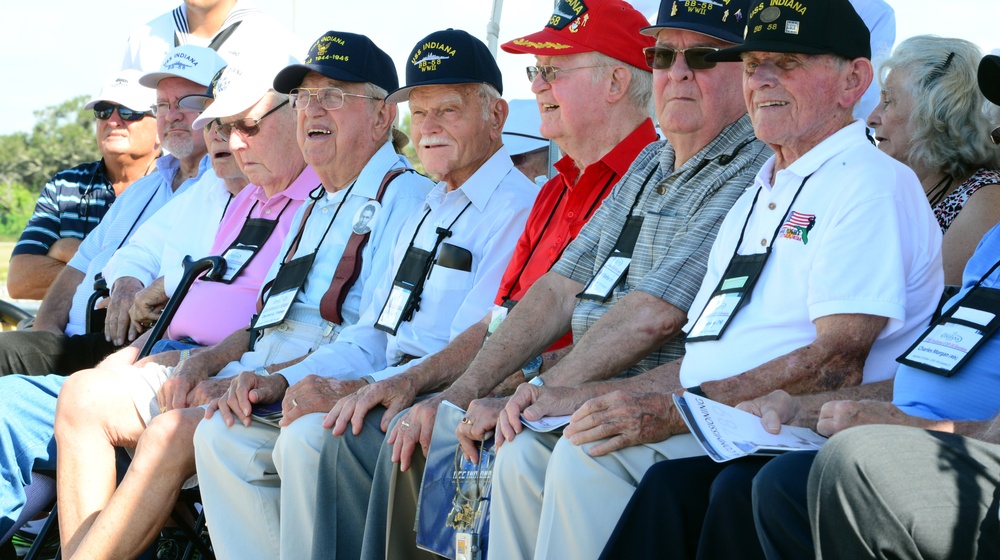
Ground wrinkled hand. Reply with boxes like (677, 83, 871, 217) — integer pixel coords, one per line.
(130, 278, 168, 327)
(190, 377, 231, 407)
(280, 375, 365, 426)
(496, 383, 588, 446)
(326, 375, 419, 436)
(736, 390, 801, 435)
(105, 277, 144, 346)
(389, 395, 445, 472)
(457, 397, 507, 463)
(205, 371, 288, 427)
(562, 391, 679, 457)
(816, 400, 928, 437)
(157, 357, 209, 412)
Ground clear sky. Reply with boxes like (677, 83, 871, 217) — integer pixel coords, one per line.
(0, 0, 996, 136)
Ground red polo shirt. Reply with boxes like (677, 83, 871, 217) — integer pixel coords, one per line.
(495, 118, 657, 350)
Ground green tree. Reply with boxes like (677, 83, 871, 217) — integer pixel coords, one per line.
(0, 95, 98, 238)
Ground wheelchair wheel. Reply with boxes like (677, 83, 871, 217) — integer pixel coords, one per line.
(0, 299, 34, 331)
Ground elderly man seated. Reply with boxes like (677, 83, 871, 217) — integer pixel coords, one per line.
(7, 70, 160, 300)
(192, 28, 539, 560)
(485, 0, 943, 558)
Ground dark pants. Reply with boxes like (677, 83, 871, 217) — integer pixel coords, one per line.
(600, 455, 771, 560)
(751, 451, 816, 560)
(0, 330, 119, 377)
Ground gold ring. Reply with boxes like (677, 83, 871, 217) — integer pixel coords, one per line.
(401, 420, 411, 427)
(159, 406, 166, 413)
(292, 398, 298, 407)
(461, 417, 473, 425)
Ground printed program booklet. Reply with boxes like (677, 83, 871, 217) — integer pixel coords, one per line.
(674, 392, 827, 462)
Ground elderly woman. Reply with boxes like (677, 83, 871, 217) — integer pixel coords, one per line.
(867, 35, 1000, 284)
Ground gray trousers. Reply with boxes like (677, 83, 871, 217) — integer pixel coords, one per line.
(809, 424, 1000, 560)
(311, 408, 438, 560)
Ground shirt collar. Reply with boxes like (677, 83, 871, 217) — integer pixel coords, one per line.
(350, 141, 407, 200)
(758, 119, 867, 188)
(659, 114, 757, 175)
(552, 118, 658, 186)
(429, 146, 515, 213)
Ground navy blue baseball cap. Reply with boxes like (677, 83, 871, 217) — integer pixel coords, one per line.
(979, 55, 1000, 106)
(708, 0, 870, 62)
(386, 29, 502, 104)
(642, 0, 750, 44)
(272, 31, 398, 94)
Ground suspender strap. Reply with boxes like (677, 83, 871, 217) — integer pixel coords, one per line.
(320, 168, 409, 323)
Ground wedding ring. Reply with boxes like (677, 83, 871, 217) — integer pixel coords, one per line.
(401, 420, 411, 427)
(160, 406, 166, 413)
(461, 417, 473, 425)
(291, 398, 299, 407)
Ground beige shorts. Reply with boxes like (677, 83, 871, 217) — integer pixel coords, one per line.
(122, 361, 175, 427)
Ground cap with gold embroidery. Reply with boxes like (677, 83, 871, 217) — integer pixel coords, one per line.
(708, 0, 870, 62)
(979, 55, 1000, 106)
(642, 0, 751, 44)
(386, 29, 502, 104)
(500, 0, 653, 71)
(272, 31, 398, 95)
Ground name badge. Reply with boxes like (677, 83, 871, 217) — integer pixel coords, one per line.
(253, 253, 316, 330)
(578, 215, 644, 302)
(687, 251, 769, 343)
(213, 217, 279, 284)
(376, 246, 434, 335)
(897, 286, 1000, 377)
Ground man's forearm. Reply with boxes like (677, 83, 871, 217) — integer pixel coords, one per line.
(453, 272, 579, 401)
(543, 291, 687, 388)
(404, 319, 490, 399)
(7, 254, 66, 300)
(187, 328, 254, 378)
(33, 266, 86, 333)
(702, 314, 889, 407)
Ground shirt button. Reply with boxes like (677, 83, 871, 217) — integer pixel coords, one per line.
(567, 211, 575, 218)
(322, 207, 329, 213)
(265, 208, 271, 214)
(657, 185, 666, 195)
(768, 202, 776, 210)
(760, 239, 767, 246)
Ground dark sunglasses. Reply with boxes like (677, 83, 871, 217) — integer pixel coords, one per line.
(214, 99, 289, 141)
(642, 46, 719, 71)
(93, 102, 153, 121)
(991, 125, 1000, 146)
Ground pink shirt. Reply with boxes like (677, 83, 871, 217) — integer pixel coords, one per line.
(166, 166, 320, 345)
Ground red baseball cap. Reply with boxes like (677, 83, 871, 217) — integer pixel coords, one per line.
(501, 0, 653, 71)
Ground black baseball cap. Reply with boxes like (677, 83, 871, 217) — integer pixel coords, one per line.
(979, 55, 1000, 106)
(386, 29, 503, 104)
(642, 0, 751, 45)
(272, 31, 398, 94)
(708, 0, 870, 62)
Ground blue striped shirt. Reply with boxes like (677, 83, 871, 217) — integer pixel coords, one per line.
(12, 160, 116, 257)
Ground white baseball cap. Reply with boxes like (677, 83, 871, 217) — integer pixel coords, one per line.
(139, 45, 227, 89)
(502, 99, 547, 156)
(84, 70, 156, 112)
(192, 50, 299, 130)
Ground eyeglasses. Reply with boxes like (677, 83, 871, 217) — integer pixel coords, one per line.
(289, 87, 382, 111)
(991, 125, 1000, 146)
(93, 102, 152, 121)
(642, 46, 719, 71)
(150, 100, 201, 116)
(526, 65, 606, 83)
(215, 99, 290, 141)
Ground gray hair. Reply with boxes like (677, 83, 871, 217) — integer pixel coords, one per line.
(878, 35, 1000, 176)
(360, 82, 392, 142)
(588, 51, 654, 116)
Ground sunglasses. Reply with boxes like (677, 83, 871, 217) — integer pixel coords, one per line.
(93, 102, 152, 121)
(642, 46, 719, 71)
(526, 65, 606, 83)
(991, 125, 1000, 146)
(215, 99, 290, 141)
(289, 87, 382, 111)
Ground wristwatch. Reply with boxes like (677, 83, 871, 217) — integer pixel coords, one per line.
(522, 355, 543, 383)
(254, 366, 268, 376)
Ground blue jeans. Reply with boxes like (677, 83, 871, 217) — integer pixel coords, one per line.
(0, 375, 64, 538)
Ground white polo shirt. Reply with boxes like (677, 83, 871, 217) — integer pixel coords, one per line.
(680, 120, 943, 388)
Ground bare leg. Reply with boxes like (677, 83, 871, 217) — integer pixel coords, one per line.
(70, 408, 203, 560)
(54, 367, 145, 557)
